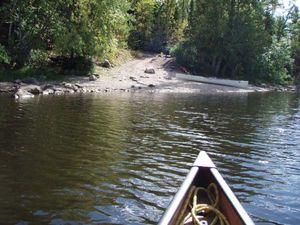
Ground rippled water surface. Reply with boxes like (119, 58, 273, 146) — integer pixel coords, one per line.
(0, 92, 299, 225)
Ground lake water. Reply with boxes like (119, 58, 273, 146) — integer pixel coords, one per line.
(0, 92, 299, 225)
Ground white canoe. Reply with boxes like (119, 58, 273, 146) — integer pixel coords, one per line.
(176, 73, 249, 88)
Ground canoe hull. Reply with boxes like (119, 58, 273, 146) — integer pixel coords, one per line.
(176, 73, 249, 88)
(158, 151, 254, 225)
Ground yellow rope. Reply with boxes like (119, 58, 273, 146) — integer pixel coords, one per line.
(175, 186, 196, 225)
(181, 183, 231, 225)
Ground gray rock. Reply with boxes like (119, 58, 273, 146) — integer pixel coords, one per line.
(80, 88, 87, 93)
(63, 82, 76, 90)
(42, 84, 54, 90)
(54, 88, 65, 95)
(102, 59, 111, 68)
(130, 76, 138, 82)
(89, 75, 98, 81)
(14, 79, 22, 84)
(72, 86, 79, 92)
(53, 87, 64, 92)
(14, 89, 34, 99)
(22, 77, 38, 85)
(42, 89, 54, 95)
(75, 83, 83, 89)
(145, 67, 155, 74)
(65, 89, 75, 94)
(23, 85, 42, 94)
(0, 82, 17, 93)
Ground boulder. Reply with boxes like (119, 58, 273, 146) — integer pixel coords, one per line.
(22, 77, 38, 85)
(75, 83, 83, 89)
(23, 85, 42, 95)
(14, 88, 34, 99)
(102, 59, 112, 68)
(53, 88, 65, 95)
(145, 67, 155, 74)
(89, 75, 98, 81)
(42, 84, 54, 90)
(63, 82, 77, 91)
(81, 88, 87, 93)
(65, 89, 75, 94)
(42, 89, 54, 95)
(0, 82, 17, 93)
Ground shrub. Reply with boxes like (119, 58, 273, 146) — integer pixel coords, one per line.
(171, 42, 200, 73)
(51, 56, 94, 76)
(28, 49, 49, 67)
(260, 39, 294, 84)
(0, 44, 10, 66)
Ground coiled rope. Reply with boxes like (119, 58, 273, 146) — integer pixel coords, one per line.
(178, 183, 230, 225)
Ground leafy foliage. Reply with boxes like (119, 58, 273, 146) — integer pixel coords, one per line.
(0, 44, 10, 65)
(175, 0, 271, 79)
(128, 0, 185, 52)
(50, 56, 94, 76)
(289, 6, 300, 82)
(54, 0, 129, 58)
(260, 39, 293, 84)
(0, 0, 129, 68)
(0, 0, 299, 84)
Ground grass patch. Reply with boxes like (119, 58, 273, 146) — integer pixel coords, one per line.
(0, 66, 66, 82)
(0, 49, 137, 82)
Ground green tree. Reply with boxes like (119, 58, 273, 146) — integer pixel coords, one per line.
(174, 0, 295, 83)
(128, 0, 184, 52)
(0, 44, 10, 66)
(128, 0, 158, 50)
(0, 0, 59, 67)
(54, 0, 129, 58)
(0, 0, 129, 67)
(290, 5, 300, 81)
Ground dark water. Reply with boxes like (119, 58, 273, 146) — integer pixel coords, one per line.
(0, 92, 299, 225)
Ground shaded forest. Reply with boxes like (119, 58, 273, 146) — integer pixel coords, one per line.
(0, 0, 299, 84)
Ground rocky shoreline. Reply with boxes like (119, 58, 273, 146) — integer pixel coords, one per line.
(0, 79, 122, 99)
(0, 54, 298, 99)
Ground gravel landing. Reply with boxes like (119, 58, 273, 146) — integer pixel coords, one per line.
(0, 54, 297, 99)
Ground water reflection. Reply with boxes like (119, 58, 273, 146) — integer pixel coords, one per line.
(0, 92, 299, 225)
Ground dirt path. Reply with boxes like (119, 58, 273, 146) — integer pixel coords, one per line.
(71, 53, 267, 94)
(70, 53, 176, 92)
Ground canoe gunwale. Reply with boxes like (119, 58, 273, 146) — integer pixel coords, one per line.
(158, 166, 199, 225)
(210, 168, 255, 225)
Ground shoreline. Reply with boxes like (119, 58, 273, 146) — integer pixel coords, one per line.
(0, 53, 298, 99)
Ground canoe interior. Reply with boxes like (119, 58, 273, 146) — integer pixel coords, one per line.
(171, 167, 248, 225)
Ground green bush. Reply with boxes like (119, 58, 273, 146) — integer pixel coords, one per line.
(28, 49, 49, 67)
(0, 44, 10, 66)
(51, 56, 94, 76)
(171, 42, 202, 74)
(261, 39, 293, 84)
